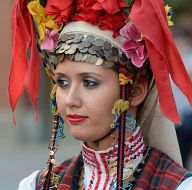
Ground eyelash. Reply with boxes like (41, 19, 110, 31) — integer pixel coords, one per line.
(57, 79, 99, 89)
(57, 79, 69, 88)
(83, 79, 99, 88)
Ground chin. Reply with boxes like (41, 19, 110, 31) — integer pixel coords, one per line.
(70, 129, 99, 142)
(68, 127, 88, 141)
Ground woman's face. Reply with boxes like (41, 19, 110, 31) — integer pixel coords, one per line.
(55, 59, 120, 144)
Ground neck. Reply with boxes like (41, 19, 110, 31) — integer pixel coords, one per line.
(85, 129, 134, 151)
(85, 107, 137, 151)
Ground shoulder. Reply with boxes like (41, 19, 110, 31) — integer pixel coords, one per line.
(17, 170, 40, 190)
(151, 148, 186, 171)
(52, 155, 77, 175)
(176, 177, 192, 190)
(151, 148, 191, 177)
(17, 156, 78, 190)
(37, 155, 79, 189)
(140, 148, 192, 189)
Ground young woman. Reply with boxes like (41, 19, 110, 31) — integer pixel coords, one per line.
(9, 0, 192, 189)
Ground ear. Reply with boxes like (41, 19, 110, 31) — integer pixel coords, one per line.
(129, 80, 148, 107)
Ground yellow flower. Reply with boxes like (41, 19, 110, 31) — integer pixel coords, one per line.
(112, 99, 129, 115)
(165, 5, 174, 27)
(27, 0, 61, 43)
(119, 73, 133, 85)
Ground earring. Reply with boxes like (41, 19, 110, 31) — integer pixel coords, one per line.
(125, 111, 137, 132)
(50, 84, 58, 115)
(54, 115, 65, 139)
(111, 99, 129, 130)
(50, 84, 65, 139)
(111, 99, 137, 132)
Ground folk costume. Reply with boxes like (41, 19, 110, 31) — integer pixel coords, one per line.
(9, 0, 192, 189)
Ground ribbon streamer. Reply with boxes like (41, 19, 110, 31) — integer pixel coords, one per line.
(9, 0, 40, 125)
(130, 0, 192, 124)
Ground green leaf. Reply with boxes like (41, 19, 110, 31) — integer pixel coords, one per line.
(122, 8, 131, 15)
(124, 0, 134, 5)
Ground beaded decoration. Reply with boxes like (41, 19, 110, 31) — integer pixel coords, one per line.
(50, 84, 65, 139)
(42, 115, 63, 190)
(43, 32, 136, 72)
(111, 99, 130, 130)
(50, 84, 58, 115)
(41, 84, 65, 189)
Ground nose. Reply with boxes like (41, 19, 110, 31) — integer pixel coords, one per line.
(64, 84, 82, 108)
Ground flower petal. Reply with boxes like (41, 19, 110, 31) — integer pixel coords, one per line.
(131, 52, 145, 68)
(122, 40, 137, 50)
(136, 44, 145, 59)
(41, 37, 55, 51)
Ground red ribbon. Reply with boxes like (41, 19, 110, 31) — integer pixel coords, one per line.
(130, 0, 192, 124)
(9, 0, 40, 125)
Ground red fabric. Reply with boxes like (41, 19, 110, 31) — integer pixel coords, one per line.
(58, 185, 70, 190)
(45, 0, 75, 23)
(130, 0, 192, 124)
(92, 0, 120, 14)
(36, 149, 191, 189)
(92, 0, 130, 14)
(135, 148, 191, 189)
(99, 13, 127, 38)
(9, 0, 40, 124)
(37, 156, 77, 190)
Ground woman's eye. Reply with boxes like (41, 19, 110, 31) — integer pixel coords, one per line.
(57, 79, 70, 88)
(83, 79, 99, 88)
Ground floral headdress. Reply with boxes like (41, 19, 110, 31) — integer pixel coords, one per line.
(10, 0, 192, 125)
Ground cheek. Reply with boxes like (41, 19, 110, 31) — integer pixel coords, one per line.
(89, 86, 120, 126)
(56, 89, 65, 114)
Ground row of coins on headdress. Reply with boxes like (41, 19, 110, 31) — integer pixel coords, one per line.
(45, 32, 136, 73)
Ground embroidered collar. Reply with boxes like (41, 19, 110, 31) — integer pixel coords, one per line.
(81, 126, 147, 189)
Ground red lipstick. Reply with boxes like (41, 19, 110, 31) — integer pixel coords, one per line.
(67, 114, 88, 124)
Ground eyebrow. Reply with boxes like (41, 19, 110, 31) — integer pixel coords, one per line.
(54, 72, 103, 78)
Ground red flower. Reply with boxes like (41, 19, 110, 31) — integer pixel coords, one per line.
(92, 0, 130, 14)
(45, 0, 75, 23)
(72, 11, 102, 25)
(99, 13, 127, 38)
(72, 0, 103, 25)
(76, 0, 97, 11)
(92, 0, 120, 14)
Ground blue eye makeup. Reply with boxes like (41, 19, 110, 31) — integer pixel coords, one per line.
(56, 75, 100, 89)
(83, 79, 99, 88)
(57, 78, 70, 88)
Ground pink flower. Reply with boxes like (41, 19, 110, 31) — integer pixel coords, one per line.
(41, 29, 59, 51)
(120, 23, 147, 68)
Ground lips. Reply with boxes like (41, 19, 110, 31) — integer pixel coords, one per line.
(67, 114, 89, 124)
